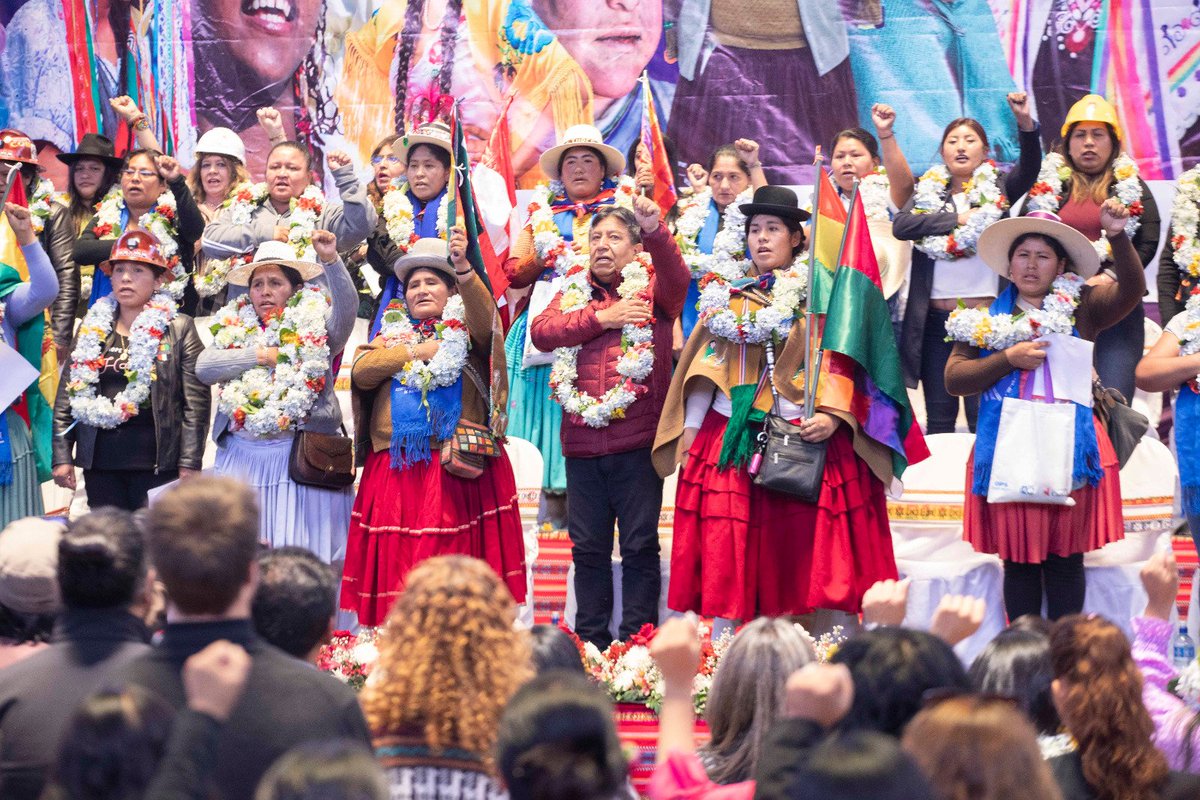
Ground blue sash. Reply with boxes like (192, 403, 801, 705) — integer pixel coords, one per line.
(1176, 384, 1200, 515)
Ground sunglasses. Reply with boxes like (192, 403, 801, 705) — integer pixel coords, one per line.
(371, 155, 402, 166)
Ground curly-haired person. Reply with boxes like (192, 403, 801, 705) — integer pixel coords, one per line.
(1047, 615, 1200, 800)
(360, 555, 532, 800)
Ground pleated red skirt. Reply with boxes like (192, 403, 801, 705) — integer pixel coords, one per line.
(668, 410, 896, 620)
(964, 415, 1124, 563)
(339, 447, 527, 626)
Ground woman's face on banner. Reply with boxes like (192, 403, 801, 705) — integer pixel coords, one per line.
(531, 0, 662, 103)
(199, 0, 322, 87)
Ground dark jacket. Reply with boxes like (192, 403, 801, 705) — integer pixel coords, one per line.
(52, 314, 210, 472)
(72, 174, 206, 315)
(119, 619, 371, 800)
(43, 201, 78, 349)
(0, 608, 151, 800)
(1157, 225, 1191, 324)
(1048, 751, 1200, 800)
(892, 126, 1043, 388)
(529, 223, 688, 458)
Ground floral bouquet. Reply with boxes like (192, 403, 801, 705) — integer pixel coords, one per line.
(316, 628, 380, 691)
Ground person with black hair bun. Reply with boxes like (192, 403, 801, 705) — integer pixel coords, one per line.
(968, 627, 1064, 752)
(497, 671, 630, 800)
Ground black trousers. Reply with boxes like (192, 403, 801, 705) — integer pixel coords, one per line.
(1003, 553, 1086, 621)
(566, 447, 662, 649)
(922, 308, 978, 434)
(84, 468, 178, 512)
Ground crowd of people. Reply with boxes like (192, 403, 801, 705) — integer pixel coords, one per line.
(0, 60, 1199, 798)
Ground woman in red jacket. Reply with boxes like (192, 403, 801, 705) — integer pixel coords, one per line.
(529, 194, 688, 649)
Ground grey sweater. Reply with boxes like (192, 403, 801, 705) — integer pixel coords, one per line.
(200, 163, 377, 260)
(195, 256, 357, 442)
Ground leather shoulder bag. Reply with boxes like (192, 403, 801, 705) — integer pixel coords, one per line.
(751, 339, 827, 503)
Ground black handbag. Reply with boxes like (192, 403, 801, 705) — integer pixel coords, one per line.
(751, 340, 827, 503)
(1092, 382, 1148, 470)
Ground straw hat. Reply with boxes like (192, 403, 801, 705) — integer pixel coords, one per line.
(227, 240, 325, 286)
(393, 121, 453, 164)
(538, 125, 624, 180)
(976, 211, 1102, 279)
(392, 237, 455, 284)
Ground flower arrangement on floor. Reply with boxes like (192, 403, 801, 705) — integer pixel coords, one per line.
(317, 628, 380, 691)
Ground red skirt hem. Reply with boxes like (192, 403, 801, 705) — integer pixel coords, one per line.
(339, 447, 527, 627)
(963, 415, 1124, 563)
(668, 410, 896, 620)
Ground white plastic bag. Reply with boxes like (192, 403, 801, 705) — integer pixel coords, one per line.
(522, 276, 562, 369)
(986, 364, 1077, 507)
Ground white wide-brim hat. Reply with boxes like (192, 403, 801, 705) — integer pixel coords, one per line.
(227, 240, 325, 286)
(976, 211, 1102, 279)
(538, 124, 625, 181)
(195, 127, 246, 165)
(393, 121, 453, 164)
(393, 237, 456, 284)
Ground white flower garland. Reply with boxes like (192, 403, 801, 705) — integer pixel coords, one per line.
(93, 186, 187, 298)
(675, 187, 754, 277)
(859, 167, 892, 222)
(210, 284, 331, 436)
(381, 180, 449, 254)
(195, 183, 326, 297)
(549, 251, 655, 428)
(379, 294, 470, 392)
(911, 161, 1007, 260)
(1025, 152, 1143, 262)
(28, 178, 54, 235)
(526, 176, 637, 276)
(65, 291, 177, 429)
(1169, 166, 1200, 280)
(1174, 291, 1200, 361)
(944, 272, 1085, 351)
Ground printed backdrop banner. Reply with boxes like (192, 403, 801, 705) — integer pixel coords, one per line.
(1, 0, 1198, 187)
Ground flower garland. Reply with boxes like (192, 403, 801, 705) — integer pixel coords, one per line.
(28, 178, 55, 235)
(526, 175, 637, 276)
(65, 291, 177, 429)
(675, 187, 754, 277)
(549, 251, 655, 428)
(911, 160, 1007, 260)
(379, 294, 470, 392)
(944, 272, 1085, 350)
(381, 180, 449, 254)
(859, 167, 892, 222)
(696, 261, 808, 344)
(1025, 151, 1143, 261)
(209, 284, 331, 436)
(195, 183, 326, 297)
(1174, 291, 1200, 361)
(93, 186, 187, 297)
(1169, 166, 1200, 279)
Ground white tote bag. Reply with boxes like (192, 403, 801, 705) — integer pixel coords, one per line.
(521, 276, 563, 369)
(986, 364, 1077, 507)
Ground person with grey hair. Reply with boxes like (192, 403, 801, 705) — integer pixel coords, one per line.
(529, 194, 688, 650)
(0, 517, 64, 670)
(698, 618, 816, 784)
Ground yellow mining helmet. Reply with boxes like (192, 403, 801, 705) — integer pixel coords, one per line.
(1061, 94, 1122, 142)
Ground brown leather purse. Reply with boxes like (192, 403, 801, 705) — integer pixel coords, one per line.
(288, 430, 356, 489)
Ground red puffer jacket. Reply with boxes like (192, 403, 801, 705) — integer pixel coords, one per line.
(529, 223, 689, 458)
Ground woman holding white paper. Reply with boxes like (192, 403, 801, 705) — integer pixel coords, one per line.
(0, 203, 58, 525)
(944, 201, 1142, 620)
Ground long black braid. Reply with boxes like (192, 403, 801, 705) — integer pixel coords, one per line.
(392, 0, 426, 135)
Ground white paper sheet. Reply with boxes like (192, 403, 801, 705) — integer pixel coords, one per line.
(0, 341, 40, 412)
(1040, 332, 1095, 407)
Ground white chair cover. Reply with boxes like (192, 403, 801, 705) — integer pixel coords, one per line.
(505, 436, 544, 628)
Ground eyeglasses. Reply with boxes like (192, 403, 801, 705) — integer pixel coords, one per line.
(122, 168, 158, 179)
(371, 155, 402, 166)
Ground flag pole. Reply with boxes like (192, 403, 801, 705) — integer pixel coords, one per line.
(803, 149, 823, 417)
(638, 71, 651, 198)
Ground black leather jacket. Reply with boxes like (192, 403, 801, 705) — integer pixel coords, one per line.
(52, 314, 210, 472)
(43, 201, 79, 349)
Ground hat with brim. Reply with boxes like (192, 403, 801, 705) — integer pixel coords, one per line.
(0, 129, 40, 169)
(98, 229, 172, 276)
(227, 240, 325, 286)
(976, 211, 1101, 279)
(56, 132, 124, 169)
(738, 185, 811, 223)
(538, 125, 625, 181)
(393, 237, 456, 284)
(394, 121, 453, 164)
(0, 517, 65, 616)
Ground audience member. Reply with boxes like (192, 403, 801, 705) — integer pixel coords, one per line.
(254, 741, 389, 800)
(529, 624, 586, 674)
(968, 627, 1064, 749)
(119, 476, 370, 800)
(0, 517, 64, 669)
(0, 509, 152, 800)
(251, 547, 337, 662)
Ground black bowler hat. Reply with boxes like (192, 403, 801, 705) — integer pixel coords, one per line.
(56, 133, 124, 169)
(738, 185, 811, 223)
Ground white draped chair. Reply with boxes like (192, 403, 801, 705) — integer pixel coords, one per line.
(504, 436, 543, 628)
(887, 433, 1006, 664)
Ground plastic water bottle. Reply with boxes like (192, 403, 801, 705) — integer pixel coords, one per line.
(1172, 623, 1196, 670)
